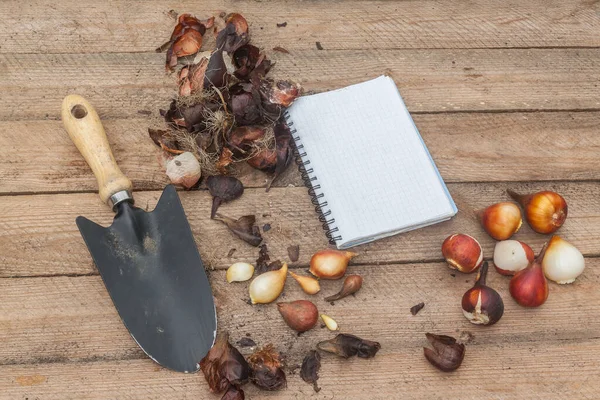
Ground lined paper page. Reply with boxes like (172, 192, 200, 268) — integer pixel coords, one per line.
(288, 76, 457, 249)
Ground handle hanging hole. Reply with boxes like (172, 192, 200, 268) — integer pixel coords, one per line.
(71, 104, 88, 119)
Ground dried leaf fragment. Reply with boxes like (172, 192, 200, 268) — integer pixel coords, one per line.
(423, 333, 465, 372)
(300, 350, 321, 392)
(207, 175, 244, 218)
(215, 214, 263, 247)
(248, 345, 286, 391)
(221, 385, 244, 400)
(178, 57, 209, 96)
(317, 334, 381, 359)
(200, 332, 249, 395)
(163, 14, 213, 71)
(227, 126, 265, 157)
(255, 244, 283, 274)
(148, 128, 184, 154)
(247, 148, 277, 173)
(268, 81, 301, 107)
(237, 337, 256, 347)
(216, 148, 234, 174)
(265, 121, 293, 191)
(410, 302, 425, 316)
(233, 44, 263, 80)
(287, 245, 300, 262)
(272, 46, 290, 54)
(216, 21, 249, 53)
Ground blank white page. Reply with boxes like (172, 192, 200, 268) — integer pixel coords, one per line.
(287, 75, 457, 249)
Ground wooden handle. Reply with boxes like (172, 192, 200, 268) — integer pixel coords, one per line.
(61, 95, 132, 205)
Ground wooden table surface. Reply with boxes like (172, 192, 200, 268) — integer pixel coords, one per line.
(1, 1, 599, 399)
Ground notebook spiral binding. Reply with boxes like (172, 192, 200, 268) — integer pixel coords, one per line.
(283, 111, 341, 245)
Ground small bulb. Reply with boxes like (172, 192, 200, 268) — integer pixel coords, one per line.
(277, 300, 318, 333)
(542, 235, 585, 284)
(441, 234, 483, 273)
(509, 246, 549, 307)
(309, 249, 358, 279)
(493, 240, 534, 276)
(226, 262, 254, 283)
(289, 271, 320, 294)
(478, 202, 522, 240)
(461, 262, 504, 325)
(508, 189, 568, 234)
(320, 314, 339, 331)
(249, 263, 288, 304)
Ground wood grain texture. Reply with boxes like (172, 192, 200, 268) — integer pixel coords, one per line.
(1, 0, 599, 54)
(0, 263, 598, 398)
(1, 345, 599, 400)
(1, 48, 599, 120)
(2, 112, 599, 195)
(0, 182, 598, 277)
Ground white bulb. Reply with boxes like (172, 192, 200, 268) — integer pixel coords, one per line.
(542, 236, 585, 284)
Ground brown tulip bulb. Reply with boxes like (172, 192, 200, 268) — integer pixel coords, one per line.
(441, 234, 483, 273)
(478, 202, 522, 240)
(508, 189, 567, 234)
(461, 262, 504, 326)
(277, 300, 318, 332)
(509, 244, 549, 307)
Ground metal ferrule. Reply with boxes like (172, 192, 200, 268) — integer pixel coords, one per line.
(108, 190, 134, 211)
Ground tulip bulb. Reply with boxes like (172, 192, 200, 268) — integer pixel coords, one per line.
(226, 262, 254, 283)
(320, 314, 339, 331)
(508, 189, 568, 234)
(277, 300, 318, 332)
(509, 245, 549, 307)
(249, 263, 288, 304)
(461, 262, 504, 326)
(289, 271, 320, 294)
(493, 240, 534, 276)
(477, 202, 522, 240)
(324, 275, 363, 302)
(441, 234, 483, 273)
(542, 235, 585, 284)
(309, 250, 358, 280)
(165, 152, 201, 189)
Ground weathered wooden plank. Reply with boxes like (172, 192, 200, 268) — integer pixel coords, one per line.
(2, 112, 599, 195)
(1, 263, 598, 364)
(0, 264, 598, 398)
(0, 182, 598, 277)
(1, 0, 598, 55)
(1, 48, 599, 120)
(1, 343, 599, 400)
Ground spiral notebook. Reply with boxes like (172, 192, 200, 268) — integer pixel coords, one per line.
(284, 75, 457, 249)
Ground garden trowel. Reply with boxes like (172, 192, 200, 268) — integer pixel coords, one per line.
(61, 95, 216, 373)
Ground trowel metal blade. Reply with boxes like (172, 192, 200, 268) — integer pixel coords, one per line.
(76, 185, 216, 373)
